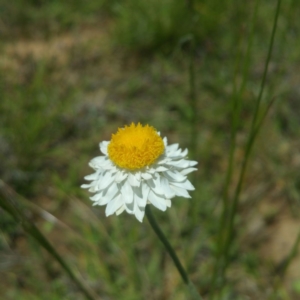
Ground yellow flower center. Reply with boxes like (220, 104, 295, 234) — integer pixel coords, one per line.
(108, 123, 165, 170)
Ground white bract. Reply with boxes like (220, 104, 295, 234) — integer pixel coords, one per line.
(81, 123, 197, 222)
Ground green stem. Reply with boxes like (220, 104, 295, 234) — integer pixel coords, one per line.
(145, 206, 202, 300)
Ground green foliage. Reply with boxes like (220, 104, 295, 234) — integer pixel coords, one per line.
(1, 0, 300, 299)
(112, 0, 229, 52)
(0, 63, 73, 195)
(0, 0, 109, 38)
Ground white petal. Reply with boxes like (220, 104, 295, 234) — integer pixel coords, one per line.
(84, 171, 100, 181)
(180, 167, 198, 175)
(121, 180, 134, 204)
(145, 177, 155, 189)
(166, 159, 190, 169)
(134, 205, 145, 222)
(165, 199, 171, 207)
(99, 171, 115, 190)
(100, 182, 119, 204)
(160, 176, 175, 199)
(116, 205, 125, 215)
(100, 141, 109, 155)
(169, 149, 182, 157)
(163, 137, 168, 147)
(148, 190, 167, 211)
(88, 183, 99, 193)
(167, 148, 188, 159)
(167, 143, 179, 152)
(101, 161, 115, 170)
(157, 157, 168, 165)
(89, 156, 113, 170)
(141, 183, 150, 206)
(189, 161, 198, 167)
(90, 192, 103, 202)
(170, 184, 191, 198)
(132, 185, 142, 198)
(125, 201, 134, 213)
(128, 173, 140, 187)
(89, 156, 106, 167)
(141, 172, 152, 180)
(135, 171, 141, 181)
(163, 170, 186, 183)
(154, 166, 168, 172)
(81, 183, 93, 189)
(181, 149, 188, 157)
(151, 174, 165, 196)
(147, 167, 156, 174)
(171, 179, 195, 191)
(132, 186, 146, 207)
(105, 195, 123, 216)
(115, 170, 128, 182)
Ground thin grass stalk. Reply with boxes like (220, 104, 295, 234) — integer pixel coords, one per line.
(221, 0, 282, 277)
(188, 36, 197, 160)
(186, 0, 199, 225)
(267, 227, 300, 300)
(145, 205, 202, 300)
(220, 0, 259, 245)
(276, 229, 300, 277)
(186, 0, 197, 163)
(209, 49, 241, 300)
(250, 0, 282, 132)
(209, 0, 260, 295)
(0, 180, 96, 300)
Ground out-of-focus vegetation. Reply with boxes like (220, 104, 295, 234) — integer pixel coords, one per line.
(1, 0, 300, 299)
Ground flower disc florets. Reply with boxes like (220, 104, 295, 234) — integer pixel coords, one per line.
(108, 123, 164, 170)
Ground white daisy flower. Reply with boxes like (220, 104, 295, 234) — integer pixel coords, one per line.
(81, 123, 197, 222)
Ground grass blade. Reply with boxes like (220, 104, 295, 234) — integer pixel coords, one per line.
(0, 180, 96, 300)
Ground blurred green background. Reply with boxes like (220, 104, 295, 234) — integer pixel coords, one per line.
(1, 0, 300, 299)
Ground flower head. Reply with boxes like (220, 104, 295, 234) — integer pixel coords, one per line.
(81, 123, 197, 222)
